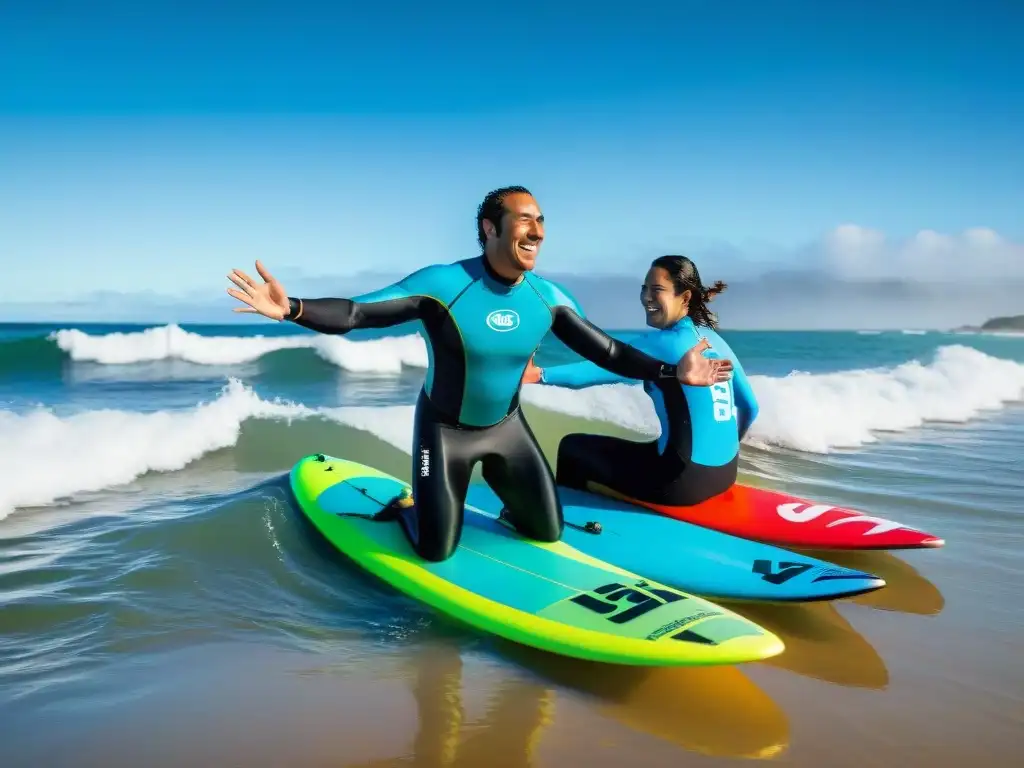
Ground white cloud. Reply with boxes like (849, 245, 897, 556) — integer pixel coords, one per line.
(822, 224, 1024, 282)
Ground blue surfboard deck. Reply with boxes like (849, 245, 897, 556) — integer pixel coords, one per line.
(464, 484, 886, 602)
(289, 455, 784, 666)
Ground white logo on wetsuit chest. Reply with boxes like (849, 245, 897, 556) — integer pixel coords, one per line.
(486, 309, 520, 332)
(420, 448, 430, 477)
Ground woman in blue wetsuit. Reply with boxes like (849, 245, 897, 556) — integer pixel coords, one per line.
(523, 255, 758, 507)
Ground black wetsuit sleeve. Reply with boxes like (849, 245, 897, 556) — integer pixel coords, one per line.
(283, 295, 425, 335)
(550, 306, 677, 381)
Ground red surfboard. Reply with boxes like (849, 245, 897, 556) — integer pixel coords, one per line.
(590, 482, 945, 550)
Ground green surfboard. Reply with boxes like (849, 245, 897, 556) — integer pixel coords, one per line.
(290, 454, 785, 666)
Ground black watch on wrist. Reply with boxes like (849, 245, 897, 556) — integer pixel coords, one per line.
(658, 363, 677, 379)
(284, 298, 300, 320)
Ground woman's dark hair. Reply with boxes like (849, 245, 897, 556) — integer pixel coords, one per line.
(650, 255, 727, 329)
(477, 186, 532, 248)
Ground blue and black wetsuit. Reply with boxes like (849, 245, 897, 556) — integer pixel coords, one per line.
(285, 255, 681, 560)
(540, 316, 759, 506)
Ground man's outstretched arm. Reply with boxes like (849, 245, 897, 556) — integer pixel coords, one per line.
(538, 328, 664, 388)
(549, 306, 679, 382)
(286, 279, 426, 334)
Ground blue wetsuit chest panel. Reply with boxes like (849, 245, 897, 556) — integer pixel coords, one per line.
(641, 321, 739, 466)
(440, 275, 554, 425)
(338, 256, 559, 427)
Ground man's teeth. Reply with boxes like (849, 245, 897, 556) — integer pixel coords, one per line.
(520, 243, 537, 252)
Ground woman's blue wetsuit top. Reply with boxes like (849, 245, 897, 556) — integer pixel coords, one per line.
(284, 255, 680, 428)
(540, 317, 759, 468)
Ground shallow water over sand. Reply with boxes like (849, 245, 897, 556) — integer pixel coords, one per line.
(2, 326, 1023, 766)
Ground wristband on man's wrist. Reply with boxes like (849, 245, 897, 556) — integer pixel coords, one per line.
(285, 298, 303, 321)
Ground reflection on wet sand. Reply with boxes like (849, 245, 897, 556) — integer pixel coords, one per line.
(712, 548, 944, 690)
(803, 550, 945, 616)
(350, 639, 790, 766)
(502, 642, 789, 761)
(348, 641, 554, 768)
(731, 601, 889, 689)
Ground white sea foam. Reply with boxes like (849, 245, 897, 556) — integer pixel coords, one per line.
(50, 324, 428, 372)
(0, 380, 311, 519)
(521, 344, 1024, 454)
(3, 345, 1021, 518)
(0, 378, 421, 520)
(741, 345, 1024, 452)
(323, 345, 1024, 455)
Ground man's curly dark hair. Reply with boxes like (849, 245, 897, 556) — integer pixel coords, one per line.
(476, 186, 533, 248)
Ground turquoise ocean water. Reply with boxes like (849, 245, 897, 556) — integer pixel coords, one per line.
(1, 320, 1022, 766)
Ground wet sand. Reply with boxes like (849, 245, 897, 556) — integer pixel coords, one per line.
(3, 544, 1022, 768)
(2, 354, 1023, 767)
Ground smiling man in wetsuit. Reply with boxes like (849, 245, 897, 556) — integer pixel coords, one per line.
(226, 186, 733, 562)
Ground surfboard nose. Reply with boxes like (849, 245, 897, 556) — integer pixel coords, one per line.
(803, 568, 887, 601)
(857, 575, 887, 596)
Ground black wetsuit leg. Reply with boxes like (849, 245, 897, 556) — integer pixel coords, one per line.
(402, 392, 563, 562)
(479, 407, 563, 543)
(403, 390, 475, 562)
(555, 433, 738, 507)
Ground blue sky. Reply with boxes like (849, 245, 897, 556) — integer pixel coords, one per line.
(1, 0, 1022, 316)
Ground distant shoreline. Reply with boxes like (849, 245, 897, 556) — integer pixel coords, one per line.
(954, 314, 1024, 334)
